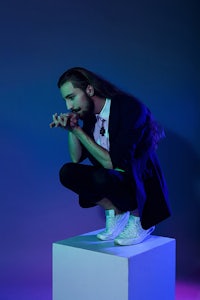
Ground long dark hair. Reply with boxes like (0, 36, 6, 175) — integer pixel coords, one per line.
(57, 67, 165, 151)
(57, 67, 124, 98)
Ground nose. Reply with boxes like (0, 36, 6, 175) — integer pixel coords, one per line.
(66, 99, 73, 110)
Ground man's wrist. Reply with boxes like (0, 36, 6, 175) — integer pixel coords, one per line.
(71, 126, 82, 136)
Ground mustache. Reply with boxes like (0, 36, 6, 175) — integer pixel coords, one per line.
(71, 107, 81, 113)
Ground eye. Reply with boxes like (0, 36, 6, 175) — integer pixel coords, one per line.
(68, 96, 74, 101)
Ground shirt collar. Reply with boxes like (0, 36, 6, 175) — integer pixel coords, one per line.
(96, 98, 111, 120)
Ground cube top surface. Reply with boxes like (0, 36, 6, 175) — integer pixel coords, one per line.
(53, 229, 175, 258)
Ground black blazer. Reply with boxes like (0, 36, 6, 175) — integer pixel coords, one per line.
(82, 94, 171, 229)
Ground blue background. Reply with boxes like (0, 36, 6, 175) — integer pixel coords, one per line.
(0, 0, 199, 298)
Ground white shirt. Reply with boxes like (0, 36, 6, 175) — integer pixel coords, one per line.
(93, 98, 111, 151)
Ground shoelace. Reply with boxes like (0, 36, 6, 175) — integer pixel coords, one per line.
(118, 217, 136, 237)
(105, 216, 115, 232)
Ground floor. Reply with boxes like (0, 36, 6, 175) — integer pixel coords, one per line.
(176, 281, 200, 300)
(1, 280, 200, 299)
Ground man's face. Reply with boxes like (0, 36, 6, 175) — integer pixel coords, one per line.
(60, 81, 94, 120)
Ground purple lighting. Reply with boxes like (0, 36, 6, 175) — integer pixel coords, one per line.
(176, 281, 200, 300)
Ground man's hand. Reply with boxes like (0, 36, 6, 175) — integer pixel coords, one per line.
(49, 113, 79, 130)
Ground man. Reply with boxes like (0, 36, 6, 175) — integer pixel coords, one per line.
(50, 67, 171, 246)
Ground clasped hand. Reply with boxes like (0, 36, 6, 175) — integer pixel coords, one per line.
(49, 112, 79, 130)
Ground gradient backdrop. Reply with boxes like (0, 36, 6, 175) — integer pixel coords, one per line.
(0, 0, 200, 299)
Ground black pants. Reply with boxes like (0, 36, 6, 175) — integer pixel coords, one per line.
(59, 163, 137, 212)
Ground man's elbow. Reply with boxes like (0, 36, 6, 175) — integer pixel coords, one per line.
(70, 155, 81, 164)
(103, 160, 113, 169)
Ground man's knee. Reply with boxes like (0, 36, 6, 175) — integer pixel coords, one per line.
(59, 162, 75, 186)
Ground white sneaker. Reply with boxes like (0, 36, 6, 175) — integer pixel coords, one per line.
(114, 215, 155, 246)
(97, 209, 130, 241)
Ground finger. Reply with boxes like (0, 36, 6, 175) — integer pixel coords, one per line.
(70, 115, 79, 126)
(53, 113, 63, 127)
(57, 115, 66, 127)
(60, 115, 66, 125)
(71, 118, 78, 126)
(53, 113, 58, 123)
(55, 115, 61, 127)
(49, 122, 55, 128)
(62, 117, 67, 127)
(69, 119, 78, 128)
(60, 113, 71, 127)
(60, 112, 71, 120)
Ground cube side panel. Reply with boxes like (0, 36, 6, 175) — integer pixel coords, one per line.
(128, 239, 176, 300)
(53, 243, 129, 300)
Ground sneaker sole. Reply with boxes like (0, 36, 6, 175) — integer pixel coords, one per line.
(114, 226, 155, 246)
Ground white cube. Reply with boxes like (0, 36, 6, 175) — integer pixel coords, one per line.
(53, 230, 175, 300)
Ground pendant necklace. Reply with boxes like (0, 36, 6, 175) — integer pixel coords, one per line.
(100, 119, 105, 136)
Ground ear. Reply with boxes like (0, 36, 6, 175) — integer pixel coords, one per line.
(86, 85, 95, 97)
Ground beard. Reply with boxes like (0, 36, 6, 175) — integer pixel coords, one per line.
(79, 93, 95, 120)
